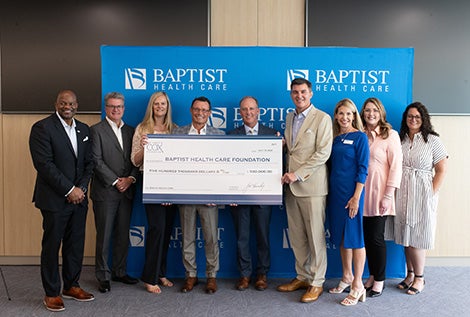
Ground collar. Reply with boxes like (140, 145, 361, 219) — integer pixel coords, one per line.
(244, 122, 259, 134)
(189, 123, 207, 135)
(105, 116, 124, 129)
(295, 104, 313, 118)
(367, 125, 381, 140)
(55, 111, 76, 129)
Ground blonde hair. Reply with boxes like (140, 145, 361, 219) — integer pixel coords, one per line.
(333, 98, 363, 137)
(137, 91, 175, 134)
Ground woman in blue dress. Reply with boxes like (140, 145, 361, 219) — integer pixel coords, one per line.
(327, 98, 369, 306)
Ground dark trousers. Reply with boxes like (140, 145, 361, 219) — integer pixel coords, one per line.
(140, 204, 177, 285)
(93, 197, 133, 281)
(363, 216, 387, 281)
(40, 204, 87, 297)
(230, 205, 272, 277)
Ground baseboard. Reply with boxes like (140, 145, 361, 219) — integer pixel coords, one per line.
(426, 257, 470, 266)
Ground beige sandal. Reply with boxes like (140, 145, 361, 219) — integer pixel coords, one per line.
(329, 280, 351, 294)
(159, 277, 174, 287)
(340, 288, 366, 306)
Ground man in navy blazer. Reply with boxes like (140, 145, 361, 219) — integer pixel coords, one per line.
(173, 96, 224, 294)
(228, 96, 279, 291)
(90, 92, 140, 293)
(29, 90, 94, 312)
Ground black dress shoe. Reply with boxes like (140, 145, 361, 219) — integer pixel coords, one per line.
(112, 275, 139, 284)
(99, 281, 111, 293)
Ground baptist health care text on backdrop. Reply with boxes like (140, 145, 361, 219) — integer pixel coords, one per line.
(101, 46, 413, 278)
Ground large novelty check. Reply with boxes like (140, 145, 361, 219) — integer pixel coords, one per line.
(142, 135, 283, 205)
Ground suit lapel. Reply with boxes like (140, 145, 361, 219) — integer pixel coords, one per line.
(292, 108, 317, 148)
(121, 126, 132, 158)
(103, 120, 124, 154)
(53, 115, 77, 157)
(285, 112, 294, 149)
(75, 125, 83, 160)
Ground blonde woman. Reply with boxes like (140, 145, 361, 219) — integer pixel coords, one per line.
(327, 98, 369, 306)
(131, 92, 178, 294)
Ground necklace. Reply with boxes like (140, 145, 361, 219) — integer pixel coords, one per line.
(340, 130, 353, 142)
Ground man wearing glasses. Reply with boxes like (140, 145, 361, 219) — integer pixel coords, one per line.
(173, 96, 225, 294)
(90, 92, 140, 293)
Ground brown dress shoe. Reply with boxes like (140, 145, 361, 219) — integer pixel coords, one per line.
(43, 296, 65, 312)
(277, 278, 310, 292)
(300, 286, 323, 303)
(181, 277, 199, 293)
(236, 277, 251, 291)
(255, 274, 268, 291)
(206, 277, 217, 294)
(62, 287, 95, 302)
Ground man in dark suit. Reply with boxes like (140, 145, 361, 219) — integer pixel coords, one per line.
(173, 96, 225, 294)
(90, 92, 139, 293)
(228, 96, 279, 291)
(29, 90, 95, 312)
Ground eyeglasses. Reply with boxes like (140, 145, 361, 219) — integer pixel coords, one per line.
(192, 108, 210, 113)
(106, 105, 124, 110)
(58, 101, 77, 107)
(407, 114, 421, 120)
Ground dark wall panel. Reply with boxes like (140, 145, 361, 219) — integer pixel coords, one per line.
(0, 1, 208, 113)
(308, 0, 470, 114)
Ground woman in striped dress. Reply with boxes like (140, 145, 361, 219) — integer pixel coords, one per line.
(394, 102, 448, 295)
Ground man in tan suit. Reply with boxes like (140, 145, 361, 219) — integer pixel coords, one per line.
(277, 78, 333, 303)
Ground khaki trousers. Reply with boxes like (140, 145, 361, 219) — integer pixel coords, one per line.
(179, 204, 219, 278)
(285, 188, 327, 287)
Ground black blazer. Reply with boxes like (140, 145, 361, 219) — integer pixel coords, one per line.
(29, 113, 94, 212)
(228, 123, 278, 136)
(89, 119, 139, 201)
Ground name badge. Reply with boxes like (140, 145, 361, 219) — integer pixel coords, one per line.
(343, 139, 354, 145)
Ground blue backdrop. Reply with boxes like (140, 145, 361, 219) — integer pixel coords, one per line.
(101, 46, 414, 279)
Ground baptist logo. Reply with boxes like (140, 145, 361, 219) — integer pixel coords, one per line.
(209, 107, 227, 129)
(125, 68, 147, 90)
(282, 228, 291, 249)
(287, 69, 309, 90)
(129, 226, 145, 247)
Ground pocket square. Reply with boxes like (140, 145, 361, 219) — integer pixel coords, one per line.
(83, 136, 89, 142)
(306, 129, 312, 134)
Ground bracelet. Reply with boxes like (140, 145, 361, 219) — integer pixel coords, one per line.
(383, 194, 393, 200)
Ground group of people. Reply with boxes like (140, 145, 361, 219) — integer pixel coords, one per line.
(28, 77, 447, 312)
(277, 79, 447, 307)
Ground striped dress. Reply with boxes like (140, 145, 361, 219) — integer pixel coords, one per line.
(394, 132, 448, 249)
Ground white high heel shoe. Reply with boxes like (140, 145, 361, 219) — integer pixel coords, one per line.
(340, 288, 366, 306)
(329, 280, 351, 294)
